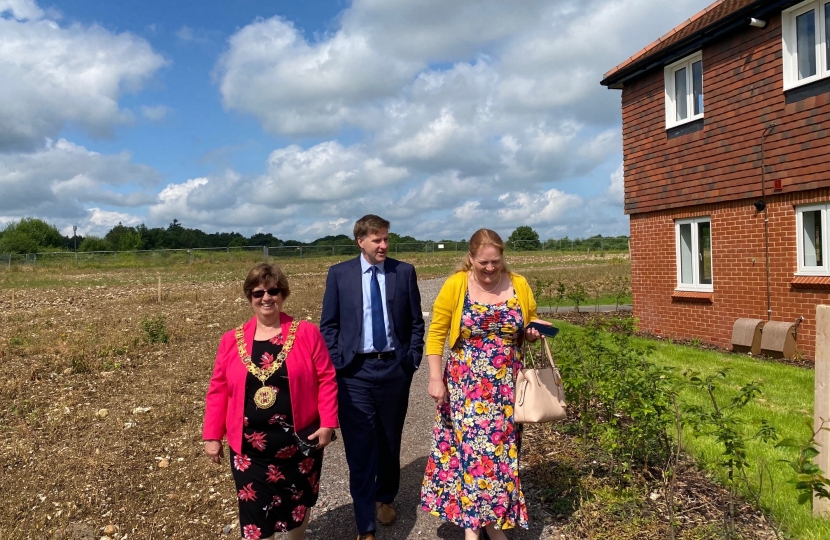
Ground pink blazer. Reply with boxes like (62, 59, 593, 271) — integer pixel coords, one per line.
(203, 313, 339, 454)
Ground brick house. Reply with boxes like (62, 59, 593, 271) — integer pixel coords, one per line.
(601, 0, 830, 360)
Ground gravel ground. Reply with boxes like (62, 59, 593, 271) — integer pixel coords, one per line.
(306, 277, 558, 540)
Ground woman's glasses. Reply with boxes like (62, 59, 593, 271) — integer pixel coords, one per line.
(251, 287, 281, 299)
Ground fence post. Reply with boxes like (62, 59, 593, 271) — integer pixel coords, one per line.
(189, 250, 193, 264)
(816, 304, 830, 517)
(227, 247, 230, 261)
(263, 246, 268, 261)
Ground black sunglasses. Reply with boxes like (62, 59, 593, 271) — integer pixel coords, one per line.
(251, 287, 282, 299)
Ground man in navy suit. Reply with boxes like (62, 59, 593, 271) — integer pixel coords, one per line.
(320, 214, 425, 540)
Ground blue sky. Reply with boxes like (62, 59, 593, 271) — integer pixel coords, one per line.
(0, 0, 714, 241)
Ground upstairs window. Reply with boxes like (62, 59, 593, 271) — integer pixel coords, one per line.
(783, 0, 830, 90)
(796, 203, 829, 275)
(664, 52, 704, 129)
(675, 217, 713, 291)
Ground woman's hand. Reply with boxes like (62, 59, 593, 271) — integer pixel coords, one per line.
(524, 319, 553, 343)
(428, 376, 448, 405)
(204, 440, 224, 464)
(310, 427, 336, 449)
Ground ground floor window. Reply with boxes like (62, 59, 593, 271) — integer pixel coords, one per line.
(675, 217, 713, 291)
(797, 203, 829, 275)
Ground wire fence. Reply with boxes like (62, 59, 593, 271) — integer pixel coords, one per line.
(1, 239, 628, 270)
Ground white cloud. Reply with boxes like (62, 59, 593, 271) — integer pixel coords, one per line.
(0, 138, 160, 219)
(176, 25, 220, 45)
(606, 162, 624, 205)
(140, 105, 171, 122)
(1, 0, 701, 242)
(146, 172, 301, 233)
(214, 0, 705, 203)
(216, 16, 417, 136)
(175, 25, 198, 42)
(257, 141, 409, 205)
(85, 207, 143, 233)
(0, 1, 166, 150)
(0, 0, 43, 20)
(296, 218, 351, 239)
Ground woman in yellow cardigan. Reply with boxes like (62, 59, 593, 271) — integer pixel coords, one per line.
(420, 228, 548, 540)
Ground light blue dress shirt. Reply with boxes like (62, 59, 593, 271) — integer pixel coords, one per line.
(360, 256, 395, 353)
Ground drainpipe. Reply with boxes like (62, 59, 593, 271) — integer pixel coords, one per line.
(759, 123, 776, 321)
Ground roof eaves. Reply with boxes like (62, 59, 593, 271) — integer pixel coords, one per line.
(600, 0, 792, 88)
(602, 0, 731, 82)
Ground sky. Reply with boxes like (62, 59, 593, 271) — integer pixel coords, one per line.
(0, 0, 715, 242)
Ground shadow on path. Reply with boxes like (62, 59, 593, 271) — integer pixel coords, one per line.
(308, 457, 427, 539)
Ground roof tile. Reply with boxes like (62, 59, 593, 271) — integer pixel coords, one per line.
(603, 0, 758, 81)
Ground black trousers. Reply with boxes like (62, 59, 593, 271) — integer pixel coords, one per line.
(337, 355, 412, 535)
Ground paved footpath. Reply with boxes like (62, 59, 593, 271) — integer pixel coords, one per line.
(305, 277, 558, 540)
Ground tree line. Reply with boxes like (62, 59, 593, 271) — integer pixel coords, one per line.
(0, 218, 629, 254)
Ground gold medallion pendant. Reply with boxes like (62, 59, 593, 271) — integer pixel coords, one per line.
(235, 320, 300, 410)
(254, 386, 277, 409)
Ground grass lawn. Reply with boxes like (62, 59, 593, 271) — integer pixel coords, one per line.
(551, 319, 830, 540)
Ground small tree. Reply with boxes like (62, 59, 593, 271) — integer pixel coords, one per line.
(0, 228, 40, 254)
(79, 236, 113, 252)
(566, 282, 587, 313)
(0, 218, 65, 253)
(554, 281, 566, 313)
(507, 226, 541, 251)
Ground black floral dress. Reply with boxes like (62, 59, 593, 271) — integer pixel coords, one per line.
(229, 336, 323, 540)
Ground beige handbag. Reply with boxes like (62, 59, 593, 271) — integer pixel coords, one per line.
(514, 337, 567, 423)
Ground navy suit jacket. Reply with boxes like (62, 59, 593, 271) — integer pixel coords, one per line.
(320, 256, 425, 374)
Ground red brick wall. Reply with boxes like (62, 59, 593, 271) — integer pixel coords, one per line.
(621, 13, 830, 215)
(630, 188, 830, 360)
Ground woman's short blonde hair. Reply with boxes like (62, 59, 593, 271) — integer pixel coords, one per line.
(243, 263, 291, 301)
(457, 228, 511, 273)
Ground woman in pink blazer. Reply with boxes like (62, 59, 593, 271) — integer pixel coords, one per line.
(204, 263, 338, 540)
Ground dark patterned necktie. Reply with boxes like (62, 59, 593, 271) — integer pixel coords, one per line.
(370, 266, 387, 352)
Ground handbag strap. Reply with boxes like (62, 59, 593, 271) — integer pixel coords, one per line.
(520, 333, 560, 371)
(540, 337, 558, 371)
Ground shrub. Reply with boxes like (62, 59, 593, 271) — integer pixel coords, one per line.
(140, 314, 169, 344)
(565, 283, 587, 313)
(79, 235, 113, 252)
(553, 318, 676, 473)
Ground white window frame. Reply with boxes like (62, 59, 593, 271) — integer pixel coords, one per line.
(782, 0, 830, 90)
(675, 217, 714, 292)
(664, 52, 704, 129)
(796, 203, 830, 275)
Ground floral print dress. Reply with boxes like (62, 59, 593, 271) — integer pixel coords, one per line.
(229, 337, 323, 540)
(421, 291, 528, 531)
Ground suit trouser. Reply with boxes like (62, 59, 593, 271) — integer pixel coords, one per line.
(337, 356, 412, 535)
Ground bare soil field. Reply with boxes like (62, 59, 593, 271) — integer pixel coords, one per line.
(0, 254, 780, 540)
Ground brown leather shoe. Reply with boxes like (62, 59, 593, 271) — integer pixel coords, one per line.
(376, 502, 396, 525)
(357, 534, 375, 540)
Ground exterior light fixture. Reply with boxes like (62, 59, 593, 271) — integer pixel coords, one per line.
(749, 18, 767, 28)
(753, 200, 766, 212)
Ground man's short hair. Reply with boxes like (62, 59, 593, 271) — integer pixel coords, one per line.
(353, 214, 390, 240)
